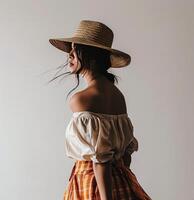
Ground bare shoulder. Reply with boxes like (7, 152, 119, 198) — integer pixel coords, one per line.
(69, 92, 84, 113)
(69, 83, 128, 114)
(69, 90, 96, 113)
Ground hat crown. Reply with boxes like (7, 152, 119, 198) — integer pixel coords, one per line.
(72, 20, 114, 48)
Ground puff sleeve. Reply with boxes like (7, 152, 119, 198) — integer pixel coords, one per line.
(123, 118, 139, 155)
(125, 136, 139, 155)
(64, 114, 115, 163)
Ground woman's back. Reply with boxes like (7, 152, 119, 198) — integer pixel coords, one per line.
(69, 76, 127, 115)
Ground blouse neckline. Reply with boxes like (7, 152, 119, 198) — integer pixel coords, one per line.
(72, 110, 129, 118)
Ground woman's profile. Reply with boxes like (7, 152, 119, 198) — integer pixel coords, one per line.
(49, 20, 152, 200)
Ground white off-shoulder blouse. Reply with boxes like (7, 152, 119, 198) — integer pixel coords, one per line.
(64, 111, 138, 163)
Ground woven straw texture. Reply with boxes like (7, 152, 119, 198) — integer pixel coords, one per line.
(49, 20, 131, 68)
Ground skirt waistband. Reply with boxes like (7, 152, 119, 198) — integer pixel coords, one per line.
(68, 158, 126, 180)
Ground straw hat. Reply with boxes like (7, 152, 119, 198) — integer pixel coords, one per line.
(49, 20, 131, 68)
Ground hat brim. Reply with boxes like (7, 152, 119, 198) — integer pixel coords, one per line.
(49, 37, 131, 68)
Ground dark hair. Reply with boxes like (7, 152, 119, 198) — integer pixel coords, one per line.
(47, 43, 119, 100)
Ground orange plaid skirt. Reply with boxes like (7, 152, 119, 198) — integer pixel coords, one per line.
(63, 158, 152, 200)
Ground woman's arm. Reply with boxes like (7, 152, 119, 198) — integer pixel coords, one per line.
(93, 161, 113, 200)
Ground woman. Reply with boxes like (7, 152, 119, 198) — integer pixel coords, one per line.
(49, 20, 152, 200)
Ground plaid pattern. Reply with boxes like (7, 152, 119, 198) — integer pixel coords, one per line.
(63, 158, 152, 200)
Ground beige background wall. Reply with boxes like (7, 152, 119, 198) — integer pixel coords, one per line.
(1, 0, 193, 199)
